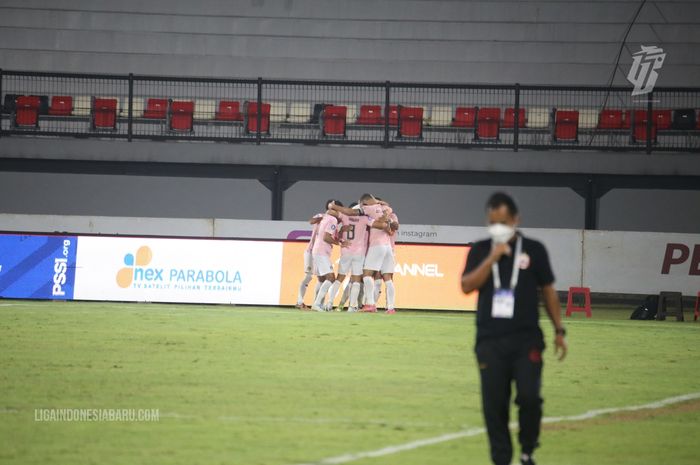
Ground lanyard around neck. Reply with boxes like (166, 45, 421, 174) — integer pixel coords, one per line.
(491, 235, 522, 290)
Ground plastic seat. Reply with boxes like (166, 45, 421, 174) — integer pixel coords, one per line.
(476, 107, 500, 139)
(429, 106, 453, 126)
(578, 109, 598, 129)
(672, 109, 697, 130)
(14, 96, 41, 128)
(215, 101, 243, 121)
(321, 105, 347, 136)
(143, 98, 168, 119)
(92, 97, 118, 130)
(288, 102, 312, 123)
(598, 110, 623, 129)
(526, 107, 550, 128)
(388, 105, 399, 126)
(452, 107, 477, 127)
(169, 100, 194, 132)
(48, 96, 73, 116)
(193, 99, 216, 120)
(397, 106, 423, 138)
(503, 108, 526, 128)
(554, 110, 579, 142)
(356, 105, 383, 125)
(269, 101, 287, 123)
(653, 109, 672, 130)
(245, 101, 271, 134)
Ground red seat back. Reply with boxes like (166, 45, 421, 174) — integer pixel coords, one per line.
(453, 107, 477, 127)
(144, 98, 168, 119)
(356, 105, 382, 125)
(246, 102, 271, 134)
(398, 106, 423, 138)
(503, 108, 525, 128)
(388, 105, 399, 126)
(322, 105, 347, 136)
(653, 109, 672, 130)
(169, 100, 194, 131)
(93, 98, 118, 129)
(216, 101, 242, 121)
(49, 96, 73, 116)
(555, 110, 579, 141)
(622, 110, 647, 129)
(477, 107, 501, 139)
(598, 110, 623, 129)
(15, 96, 41, 127)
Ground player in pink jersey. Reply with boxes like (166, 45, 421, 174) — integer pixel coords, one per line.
(331, 194, 398, 313)
(296, 200, 334, 309)
(333, 202, 390, 312)
(382, 210, 399, 313)
(310, 202, 346, 312)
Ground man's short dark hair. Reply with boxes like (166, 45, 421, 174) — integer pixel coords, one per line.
(349, 201, 358, 208)
(360, 193, 374, 203)
(324, 199, 335, 210)
(486, 192, 518, 217)
(334, 200, 344, 207)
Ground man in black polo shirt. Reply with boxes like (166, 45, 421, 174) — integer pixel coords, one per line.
(461, 192, 567, 465)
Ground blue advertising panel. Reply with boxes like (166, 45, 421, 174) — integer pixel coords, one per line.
(0, 234, 77, 300)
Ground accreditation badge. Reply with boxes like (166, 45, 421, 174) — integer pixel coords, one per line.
(491, 288, 515, 319)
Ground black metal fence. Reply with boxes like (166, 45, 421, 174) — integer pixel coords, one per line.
(1, 69, 699, 153)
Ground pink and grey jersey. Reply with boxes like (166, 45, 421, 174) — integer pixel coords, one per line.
(362, 204, 392, 247)
(311, 214, 339, 257)
(305, 213, 325, 252)
(339, 213, 374, 256)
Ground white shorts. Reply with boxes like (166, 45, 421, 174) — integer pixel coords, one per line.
(313, 254, 333, 276)
(363, 245, 395, 274)
(303, 251, 313, 274)
(338, 253, 364, 276)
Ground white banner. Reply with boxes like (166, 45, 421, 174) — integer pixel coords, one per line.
(74, 237, 282, 304)
(582, 231, 700, 295)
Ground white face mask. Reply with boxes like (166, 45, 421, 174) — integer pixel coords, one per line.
(488, 223, 515, 244)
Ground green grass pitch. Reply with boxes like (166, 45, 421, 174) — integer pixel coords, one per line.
(1, 300, 699, 465)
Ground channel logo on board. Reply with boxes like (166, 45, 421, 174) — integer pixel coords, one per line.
(116, 246, 153, 288)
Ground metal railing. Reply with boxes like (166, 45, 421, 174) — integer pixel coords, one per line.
(1, 69, 699, 153)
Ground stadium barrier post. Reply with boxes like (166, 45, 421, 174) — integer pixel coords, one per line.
(383, 80, 390, 148)
(646, 90, 653, 154)
(256, 77, 263, 145)
(513, 83, 520, 152)
(128, 73, 133, 142)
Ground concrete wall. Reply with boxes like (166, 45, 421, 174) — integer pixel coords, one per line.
(1, 171, 699, 233)
(1, 0, 698, 85)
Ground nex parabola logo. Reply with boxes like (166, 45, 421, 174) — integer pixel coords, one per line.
(116, 246, 153, 288)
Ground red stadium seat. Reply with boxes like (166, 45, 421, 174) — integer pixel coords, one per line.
(388, 105, 399, 126)
(169, 100, 194, 132)
(397, 106, 423, 138)
(14, 96, 40, 128)
(356, 105, 383, 125)
(48, 96, 73, 116)
(503, 108, 526, 128)
(245, 101, 271, 134)
(92, 97, 118, 130)
(598, 109, 623, 129)
(452, 107, 477, 127)
(622, 110, 647, 129)
(476, 107, 500, 139)
(143, 98, 168, 119)
(653, 109, 672, 130)
(215, 101, 243, 121)
(554, 110, 579, 142)
(321, 105, 347, 136)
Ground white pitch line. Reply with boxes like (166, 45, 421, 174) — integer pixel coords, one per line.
(293, 391, 700, 465)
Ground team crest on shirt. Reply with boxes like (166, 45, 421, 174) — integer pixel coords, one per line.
(518, 252, 530, 270)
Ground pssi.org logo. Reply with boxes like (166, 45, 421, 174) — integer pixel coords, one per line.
(115, 245, 243, 290)
(116, 246, 153, 288)
(627, 45, 666, 96)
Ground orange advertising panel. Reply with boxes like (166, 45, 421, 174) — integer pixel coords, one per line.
(279, 242, 477, 311)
